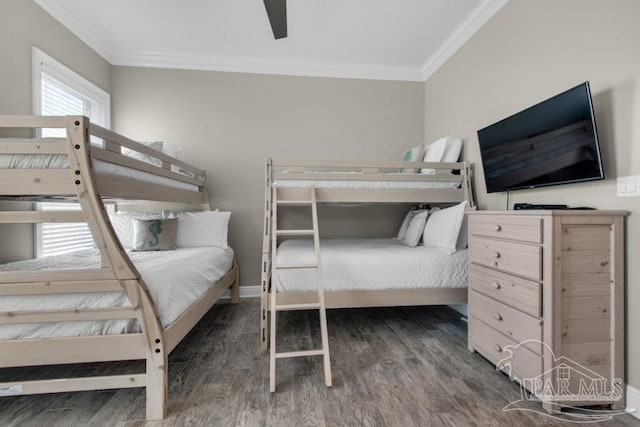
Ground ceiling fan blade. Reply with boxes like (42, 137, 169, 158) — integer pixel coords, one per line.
(263, 0, 287, 39)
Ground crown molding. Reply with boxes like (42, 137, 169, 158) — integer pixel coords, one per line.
(35, 0, 507, 82)
(34, 0, 115, 63)
(111, 51, 425, 82)
(421, 0, 510, 80)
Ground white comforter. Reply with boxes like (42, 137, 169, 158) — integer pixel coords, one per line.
(275, 238, 467, 292)
(0, 247, 233, 339)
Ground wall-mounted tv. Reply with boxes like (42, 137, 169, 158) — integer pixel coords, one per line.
(477, 82, 604, 193)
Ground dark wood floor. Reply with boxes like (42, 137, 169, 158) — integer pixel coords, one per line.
(0, 298, 638, 426)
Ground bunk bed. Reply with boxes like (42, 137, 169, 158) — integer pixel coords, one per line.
(260, 158, 475, 348)
(0, 115, 239, 420)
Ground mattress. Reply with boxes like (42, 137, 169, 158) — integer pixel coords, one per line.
(273, 179, 460, 189)
(275, 238, 467, 292)
(0, 153, 198, 192)
(0, 246, 234, 339)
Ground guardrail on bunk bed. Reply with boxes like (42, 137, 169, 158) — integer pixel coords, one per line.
(0, 115, 239, 420)
(259, 158, 475, 348)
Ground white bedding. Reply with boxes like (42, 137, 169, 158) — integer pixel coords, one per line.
(0, 247, 234, 339)
(0, 153, 198, 192)
(273, 177, 460, 190)
(275, 238, 467, 292)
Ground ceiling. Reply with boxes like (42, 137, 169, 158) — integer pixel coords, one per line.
(34, 0, 508, 82)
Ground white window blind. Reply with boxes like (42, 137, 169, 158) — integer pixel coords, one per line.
(32, 48, 110, 258)
(37, 203, 95, 257)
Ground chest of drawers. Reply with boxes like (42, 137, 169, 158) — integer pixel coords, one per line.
(467, 210, 627, 412)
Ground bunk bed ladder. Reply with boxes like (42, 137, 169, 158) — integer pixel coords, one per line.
(269, 187, 332, 392)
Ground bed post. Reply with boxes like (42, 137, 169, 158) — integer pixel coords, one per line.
(462, 161, 476, 208)
(200, 172, 212, 211)
(134, 281, 168, 420)
(66, 116, 168, 419)
(260, 158, 273, 349)
(66, 116, 138, 280)
(200, 171, 240, 304)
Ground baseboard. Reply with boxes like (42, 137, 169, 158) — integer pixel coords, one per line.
(448, 303, 468, 317)
(628, 384, 640, 419)
(219, 284, 260, 300)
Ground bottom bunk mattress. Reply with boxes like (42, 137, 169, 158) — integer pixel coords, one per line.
(0, 246, 234, 339)
(275, 238, 467, 292)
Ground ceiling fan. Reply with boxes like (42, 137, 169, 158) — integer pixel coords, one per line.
(263, 0, 287, 39)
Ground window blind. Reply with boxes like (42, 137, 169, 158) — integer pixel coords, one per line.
(38, 203, 95, 257)
(34, 49, 110, 258)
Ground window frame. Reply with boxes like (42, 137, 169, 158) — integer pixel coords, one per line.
(32, 47, 111, 258)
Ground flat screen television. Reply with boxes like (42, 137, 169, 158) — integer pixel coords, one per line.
(477, 82, 604, 193)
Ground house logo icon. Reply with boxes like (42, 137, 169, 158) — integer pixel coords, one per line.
(496, 340, 633, 423)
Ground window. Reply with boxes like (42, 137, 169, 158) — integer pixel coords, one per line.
(32, 47, 110, 257)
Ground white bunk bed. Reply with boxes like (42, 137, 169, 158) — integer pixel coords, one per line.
(0, 115, 239, 420)
(260, 158, 475, 348)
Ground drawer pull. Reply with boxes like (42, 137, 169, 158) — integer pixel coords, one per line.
(494, 224, 502, 232)
(493, 312, 503, 321)
(494, 344, 502, 353)
(494, 251, 501, 259)
(492, 282, 501, 290)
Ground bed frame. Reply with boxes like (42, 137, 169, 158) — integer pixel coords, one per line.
(260, 158, 475, 348)
(0, 115, 239, 420)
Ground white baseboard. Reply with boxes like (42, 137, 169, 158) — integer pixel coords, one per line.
(219, 284, 260, 300)
(628, 384, 640, 419)
(448, 303, 468, 317)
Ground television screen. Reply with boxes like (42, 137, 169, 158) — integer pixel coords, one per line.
(477, 82, 604, 193)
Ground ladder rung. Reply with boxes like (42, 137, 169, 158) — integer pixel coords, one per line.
(275, 303, 321, 311)
(277, 200, 313, 206)
(276, 263, 318, 269)
(276, 229, 314, 236)
(275, 349, 324, 359)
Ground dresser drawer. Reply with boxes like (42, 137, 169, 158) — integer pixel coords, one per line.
(469, 290, 542, 354)
(469, 264, 541, 317)
(470, 215, 542, 243)
(469, 237, 542, 281)
(469, 316, 542, 383)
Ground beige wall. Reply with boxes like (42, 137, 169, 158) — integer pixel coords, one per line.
(423, 0, 640, 388)
(0, 0, 111, 262)
(111, 67, 424, 286)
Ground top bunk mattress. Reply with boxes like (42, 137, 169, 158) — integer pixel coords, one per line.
(273, 174, 460, 189)
(0, 153, 198, 192)
(0, 246, 234, 339)
(275, 238, 467, 293)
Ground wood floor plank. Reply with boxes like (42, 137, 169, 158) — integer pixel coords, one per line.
(0, 299, 637, 426)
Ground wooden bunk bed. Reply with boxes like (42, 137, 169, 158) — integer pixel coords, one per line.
(260, 158, 475, 348)
(0, 115, 239, 420)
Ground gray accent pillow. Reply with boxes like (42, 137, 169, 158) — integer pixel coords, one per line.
(401, 210, 430, 247)
(132, 218, 177, 251)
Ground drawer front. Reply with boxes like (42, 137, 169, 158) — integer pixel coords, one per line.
(469, 237, 542, 281)
(469, 316, 542, 383)
(470, 215, 542, 243)
(469, 290, 542, 354)
(469, 264, 541, 317)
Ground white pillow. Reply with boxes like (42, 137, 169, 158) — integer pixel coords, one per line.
(162, 143, 181, 159)
(422, 201, 467, 254)
(176, 211, 231, 248)
(123, 141, 163, 166)
(442, 137, 462, 163)
(457, 212, 469, 249)
(401, 144, 425, 173)
(420, 138, 447, 174)
(397, 209, 428, 240)
(401, 210, 430, 247)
